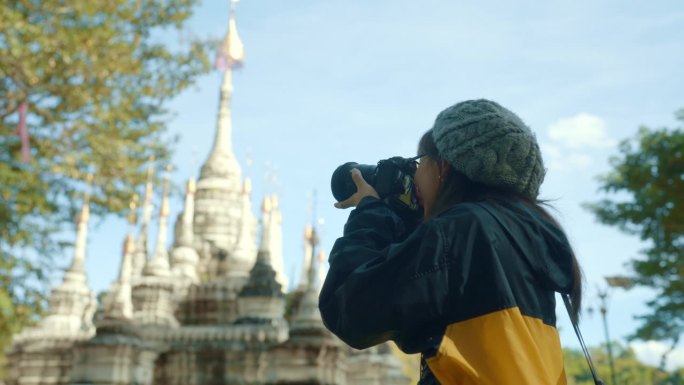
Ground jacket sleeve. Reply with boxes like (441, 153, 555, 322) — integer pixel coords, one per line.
(318, 197, 454, 352)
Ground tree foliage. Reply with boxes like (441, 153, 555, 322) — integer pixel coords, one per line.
(585, 110, 684, 348)
(0, 0, 211, 372)
(564, 343, 684, 385)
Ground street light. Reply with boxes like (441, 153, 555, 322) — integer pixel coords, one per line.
(597, 276, 635, 385)
(596, 286, 617, 385)
(605, 276, 635, 290)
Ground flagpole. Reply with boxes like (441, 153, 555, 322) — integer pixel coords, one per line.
(16, 100, 30, 163)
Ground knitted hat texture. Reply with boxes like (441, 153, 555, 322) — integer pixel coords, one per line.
(431, 99, 545, 199)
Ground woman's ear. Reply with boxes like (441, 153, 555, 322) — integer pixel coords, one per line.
(439, 160, 450, 179)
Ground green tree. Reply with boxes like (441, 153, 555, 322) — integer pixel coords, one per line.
(564, 343, 684, 385)
(585, 110, 684, 364)
(0, 0, 211, 374)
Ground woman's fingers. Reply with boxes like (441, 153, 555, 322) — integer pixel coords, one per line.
(352, 169, 379, 199)
(334, 199, 353, 209)
(350, 168, 369, 189)
(333, 169, 380, 210)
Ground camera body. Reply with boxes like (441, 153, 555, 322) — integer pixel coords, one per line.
(331, 156, 422, 221)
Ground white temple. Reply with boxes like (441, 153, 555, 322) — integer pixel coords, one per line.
(4, 2, 408, 384)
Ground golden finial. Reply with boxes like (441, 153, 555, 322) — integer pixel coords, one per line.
(243, 177, 252, 195)
(160, 198, 170, 217)
(304, 224, 313, 240)
(147, 156, 156, 177)
(160, 164, 172, 217)
(124, 233, 135, 253)
(144, 156, 155, 200)
(78, 203, 91, 224)
(262, 196, 272, 213)
(187, 177, 196, 194)
(310, 226, 319, 246)
(128, 194, 139, 225)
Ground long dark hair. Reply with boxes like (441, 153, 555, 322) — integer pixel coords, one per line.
(418, 129, 584, 322)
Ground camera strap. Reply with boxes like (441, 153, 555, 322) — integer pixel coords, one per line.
(562, 294, 606, 385)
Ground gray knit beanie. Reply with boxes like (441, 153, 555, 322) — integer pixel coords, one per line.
(431, 99, 545, 200)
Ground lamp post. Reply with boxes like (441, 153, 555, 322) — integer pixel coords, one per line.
(599, 276, 635, 385)
(597, 287, 617, 385)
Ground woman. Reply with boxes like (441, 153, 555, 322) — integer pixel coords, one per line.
(319, 99, 582, 385)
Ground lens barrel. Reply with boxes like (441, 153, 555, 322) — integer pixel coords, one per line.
(330, 162, 377, 202)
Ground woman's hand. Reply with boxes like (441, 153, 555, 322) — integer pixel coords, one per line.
(334, 168, 380, 209)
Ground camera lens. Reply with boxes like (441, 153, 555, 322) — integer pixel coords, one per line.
(330, 162, 376, 202)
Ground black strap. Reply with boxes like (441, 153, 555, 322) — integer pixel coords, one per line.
(562, 294, 606, 385)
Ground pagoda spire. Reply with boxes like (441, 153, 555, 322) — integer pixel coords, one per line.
(143, 165, 172, 277)
(200, 0, 244, 180)
(64, 174, 93, 283)
(65, 173, 93, 281)
(121, 195, 138, 284)
(101, 196, 138, 321)
(289, 223, 326, 335)
(170, 177, 200, 283)
(132, 166, 178, 328)
(298, 224, 316, 290)
(257, 196, 273, 261)
(236, 195, 285, 323)
(178, 177, 196, 247)
(133, 157, 155, 277)
(305, 226, 318, 291)
(193, 0, 249, 254)
(227, 177, 258, 276)
(121, 197, 138, 285)
(23, 175, 98, 337)
(269, 194, 288, 291)
(317, 248, 327, 291)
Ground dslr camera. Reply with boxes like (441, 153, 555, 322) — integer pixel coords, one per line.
(330, 156, 423, 222)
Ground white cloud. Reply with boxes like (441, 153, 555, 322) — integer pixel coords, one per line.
(548, 113, 616, 149)
(631, 340, 684, 371)
(541, 113, 614, 171)
(540, 142, 592, 171)
(540, 142, 562, 159)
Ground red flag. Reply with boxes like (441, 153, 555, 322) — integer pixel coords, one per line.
(214, 52, 227, 71)
(214, 7, 245, 72)
(16, 101, 30, 162)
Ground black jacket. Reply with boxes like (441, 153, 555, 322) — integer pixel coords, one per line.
(319, 197, 575, 384)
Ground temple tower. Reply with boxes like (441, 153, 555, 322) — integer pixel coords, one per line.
(170, 177, 200, 286)
(6, 185, 97, 385)
(193, 0, 257, 279)
(132, 159, 155, 278)
(70, 204, 147, 385)
(132, 166, 178, 328)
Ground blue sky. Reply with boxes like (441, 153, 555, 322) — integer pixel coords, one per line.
(66, 0, 684, 368)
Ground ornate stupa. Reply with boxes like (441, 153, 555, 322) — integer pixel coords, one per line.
(5, 2, 409, 384)
(6, 180, 97, 384)
(192, 0, 256, 279)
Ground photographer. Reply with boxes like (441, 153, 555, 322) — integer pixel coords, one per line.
(319, 99, 583, 385)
